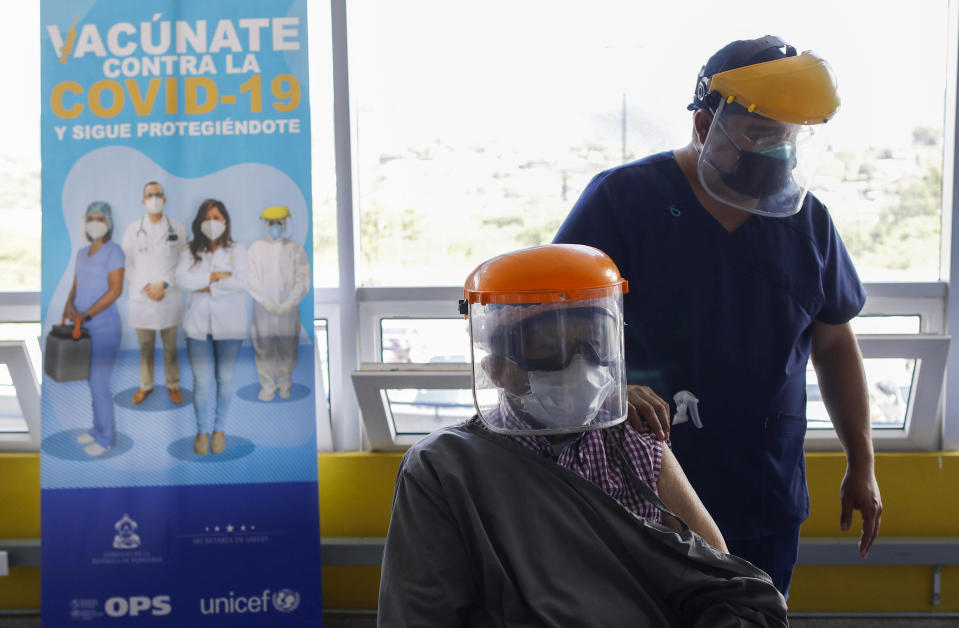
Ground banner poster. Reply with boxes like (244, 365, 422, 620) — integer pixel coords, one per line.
(39, 1, 321, 625)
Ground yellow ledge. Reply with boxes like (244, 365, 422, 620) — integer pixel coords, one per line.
(3, 451, 959, 611)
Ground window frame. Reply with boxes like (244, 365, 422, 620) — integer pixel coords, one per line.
(858, 284, 946, 335)
(0, 338, 41, 452)
(942, 0, 959, 451)
(313, 312, 335, 452)
(332, 0, 959, 452)
(804, 334, 950, 451)
(356, 286, 464, 364)
(2, 1, 959, 453)
(352, 362, 472, 451)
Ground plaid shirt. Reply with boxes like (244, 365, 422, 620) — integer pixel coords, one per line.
(480, 400, 664, 523)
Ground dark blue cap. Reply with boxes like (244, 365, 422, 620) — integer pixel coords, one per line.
(688, 36, 798, 112)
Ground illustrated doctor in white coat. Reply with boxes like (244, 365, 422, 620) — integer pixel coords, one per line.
(120, 181, 188, 405)
(247, 205, 310, 401)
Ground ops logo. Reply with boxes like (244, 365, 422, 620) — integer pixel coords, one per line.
(271, 589, 300, 613)
(104, 595, 171, 617)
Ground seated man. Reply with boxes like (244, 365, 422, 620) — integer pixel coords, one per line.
(378, 244, 787, 627)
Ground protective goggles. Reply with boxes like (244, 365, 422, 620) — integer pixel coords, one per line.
(490, 306, 618, 372)
(714, 109, 809, 156)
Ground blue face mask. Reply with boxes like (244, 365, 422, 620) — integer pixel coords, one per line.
(268, 223, 284, 240)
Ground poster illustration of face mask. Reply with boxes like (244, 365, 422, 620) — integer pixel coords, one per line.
(40, 2, 321, 624)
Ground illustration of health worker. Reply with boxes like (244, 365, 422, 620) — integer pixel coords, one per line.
(64, 201, 125, 457)
(175, 199, 248, 456)
(120, 181, 188, 406)
(247, 205, 310, 401)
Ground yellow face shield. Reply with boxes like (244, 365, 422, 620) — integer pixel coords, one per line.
(261, 205, 291, 221)
(707, 52, 840, 125)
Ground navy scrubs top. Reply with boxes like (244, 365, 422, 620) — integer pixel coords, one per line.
(554, 152, 865, 539)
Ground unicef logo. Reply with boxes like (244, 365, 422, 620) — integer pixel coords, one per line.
(271, 589, 300, 613)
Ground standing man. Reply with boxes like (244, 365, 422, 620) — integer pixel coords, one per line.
(554, 36, 882, 595)
(121, 181, 189, 405)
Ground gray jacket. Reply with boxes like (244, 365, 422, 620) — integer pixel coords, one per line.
(378, 419, 788, 627)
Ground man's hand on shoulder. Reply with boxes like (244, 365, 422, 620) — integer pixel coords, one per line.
(626, 385, 670, 441)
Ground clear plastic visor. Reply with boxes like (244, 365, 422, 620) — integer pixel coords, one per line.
(469, 294, 627, 436)
(698, 100, 827, 217)
(262, 217, 290, 238)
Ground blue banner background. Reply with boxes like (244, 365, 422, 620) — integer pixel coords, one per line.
(40, 1, 321, 624)
(42, 483, 322, 624)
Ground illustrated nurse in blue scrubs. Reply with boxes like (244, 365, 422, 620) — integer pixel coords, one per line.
(63, 201, 125, 457)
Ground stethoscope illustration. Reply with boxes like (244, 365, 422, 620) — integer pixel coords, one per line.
(136, 215, 178, 252)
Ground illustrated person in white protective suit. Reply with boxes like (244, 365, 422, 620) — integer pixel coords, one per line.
(247, 205, 310, 401)
(120, 181, 189, 405)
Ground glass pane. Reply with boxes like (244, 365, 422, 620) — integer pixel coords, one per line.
(0, 3, 41, 290)
(0, 322, 41, 343)
(0, 402, 26, 434)
(384, 388, 474, 434)
(380, 318, 469, 363)
(850, 315, 921, 334)
(0, 323, 40, 434)
(308, 2, 339, 287)
(314, 319, 331, 405)
(815, 6, 947, 282)
(807, 358, 915, 430)
(0, 361, 27, 433)
(348, 0, 947, 286)
(0, 322, 42, 382)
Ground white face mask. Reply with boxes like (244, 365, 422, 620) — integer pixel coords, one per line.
(85, 220, 109, 240)
(145, 196, 164, 214)
(516, 354, 613, 430)
(201, 219, 226, 241)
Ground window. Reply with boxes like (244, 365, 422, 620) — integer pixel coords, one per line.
(314, 319, 334, 450)
(2, 2, 957, 452)
(346, 1, 949, 287)
(383, 388, 474, 434)
(851, 316, 923, 335)
(314, 319, 332, 403)
(0, 2, 40, 291)
(0, 332, 41, 451)
(352, 288, 470, 448)
(0, 324, 40, 438)
(379, 318, 469, 364)
(804, 335, 950, 450)
(352, 363, 471, 450)
(806, 315, 932, 431)
(307, 1, 339, 288)
(374, 317, 472, 443)
(344, 1, 956, 451)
